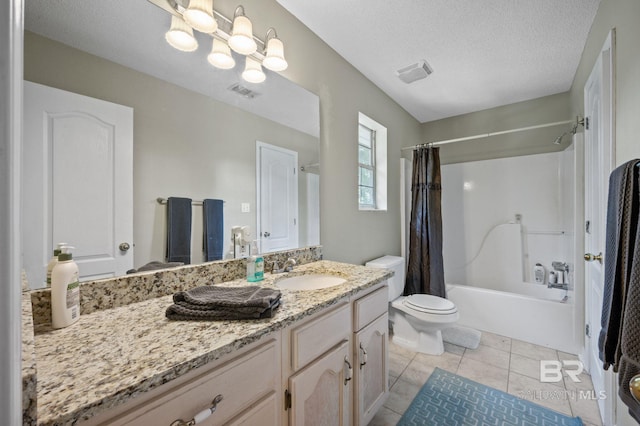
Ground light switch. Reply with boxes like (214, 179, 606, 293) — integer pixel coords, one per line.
(241, 203, 250, 213)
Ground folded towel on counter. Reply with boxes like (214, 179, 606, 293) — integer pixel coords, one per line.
(166, 197, 192, 264)
(165, 285, 282, 321)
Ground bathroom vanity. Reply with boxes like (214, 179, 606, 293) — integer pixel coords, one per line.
(23, 252, 391, 426)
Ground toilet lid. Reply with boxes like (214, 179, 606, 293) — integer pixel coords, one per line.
(404, 294, 457, 314)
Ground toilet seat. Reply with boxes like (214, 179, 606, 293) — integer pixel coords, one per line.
(403, 294, 457, 315)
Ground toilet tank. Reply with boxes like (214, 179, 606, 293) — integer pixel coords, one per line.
(365, 256, 405, 301)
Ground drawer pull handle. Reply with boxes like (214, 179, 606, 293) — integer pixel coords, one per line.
(170, 394, 223, 426)
(344, 356, 353, 385)
(359, 343, 368, 368)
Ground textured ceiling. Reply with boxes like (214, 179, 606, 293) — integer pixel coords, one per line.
(24, 0, 319, 137)
(276, 0, 601, 123)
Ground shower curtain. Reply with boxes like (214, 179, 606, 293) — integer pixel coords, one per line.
(404, 146, 446, 298)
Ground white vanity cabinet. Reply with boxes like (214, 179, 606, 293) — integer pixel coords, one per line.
(87, 337, 282, 426)
(352, 286, 389, 426)
(283, 302, 353, 425)
(282, 281, 389, 426)
(79, 280, 389, 426)
(288, 339, 352, 425)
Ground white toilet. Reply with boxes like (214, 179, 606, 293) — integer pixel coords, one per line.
(366, 255, 459, 355)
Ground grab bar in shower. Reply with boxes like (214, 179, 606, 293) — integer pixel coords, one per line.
(526, 230, 566, 235)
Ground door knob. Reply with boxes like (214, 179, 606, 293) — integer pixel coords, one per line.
(630, 374, 640, 404)
(119, 242, 131, 252)
(584, 252, 603, 263)
(263, 231, 271, 238)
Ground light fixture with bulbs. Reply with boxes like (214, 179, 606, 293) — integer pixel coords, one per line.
(228, 6, 257, 55)
(157, 1, 288, 84)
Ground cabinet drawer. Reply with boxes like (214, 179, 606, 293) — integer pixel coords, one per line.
(113, 339, 279, 426)
(353, 285, 388, 331)
(291, 303, 350, 371)
(226, 391, 278, 426)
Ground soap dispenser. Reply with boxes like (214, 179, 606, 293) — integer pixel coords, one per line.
(46, 242, 67, 287)
(51, 245, 80, 328)
(247, 240, 264, 282)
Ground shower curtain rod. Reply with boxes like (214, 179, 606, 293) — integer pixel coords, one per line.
(401, 119, 575, 151)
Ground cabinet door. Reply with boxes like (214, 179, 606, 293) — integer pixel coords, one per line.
(354, 314, 389, 426)
(289, 340, 352, 426)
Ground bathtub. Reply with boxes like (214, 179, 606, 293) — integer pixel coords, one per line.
(446, 283, 577, 354)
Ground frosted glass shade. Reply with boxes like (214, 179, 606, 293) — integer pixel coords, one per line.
(242, 57, 266, 83)
(229, 15, 257, 55)
(207, 39, 235, 69)
(165, 15, 198, 52)
(263, 37, 288, 71)
(183, 0, 217, 33)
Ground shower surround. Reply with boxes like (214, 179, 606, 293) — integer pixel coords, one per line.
(441, 148, 576, 295)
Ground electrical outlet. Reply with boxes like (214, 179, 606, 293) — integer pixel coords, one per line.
(241, 203, 250, 213)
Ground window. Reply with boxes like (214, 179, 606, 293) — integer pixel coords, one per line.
(358, 124, 376, 208)
(358, 113, 387, 211)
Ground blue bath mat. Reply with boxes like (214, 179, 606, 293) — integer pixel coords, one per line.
(398, 368, 583, 425)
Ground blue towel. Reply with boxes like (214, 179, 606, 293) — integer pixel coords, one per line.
(203, 199, 224, 261)
(166, 197, 192, 264)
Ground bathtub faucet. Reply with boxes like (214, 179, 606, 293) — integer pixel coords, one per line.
(549, 261, 570, 290)
(548, 282, 569, 291)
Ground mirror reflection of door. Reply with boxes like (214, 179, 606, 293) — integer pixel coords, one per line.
(256, 141, 299, 253)
(23, 82, 133, 287)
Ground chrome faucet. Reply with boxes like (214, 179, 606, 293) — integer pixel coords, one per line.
(271, 258, 297, 274)
(549, 261, 570, 290)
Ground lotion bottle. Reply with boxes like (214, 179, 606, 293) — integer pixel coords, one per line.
(247, 240, 264, 282)
(533, 263, 545, 284)
(46, 242, 67, 287)
(51, 246, 80, 328)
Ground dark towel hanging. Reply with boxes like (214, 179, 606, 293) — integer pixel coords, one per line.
(203, 199, 224, 261)
(599, 159, 640, 368)
(598, 159, 640, 421)
(166, 197, 192, 264)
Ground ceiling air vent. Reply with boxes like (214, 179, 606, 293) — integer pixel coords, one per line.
(396, 60, 433, 84)
(228, 83, 260, 99)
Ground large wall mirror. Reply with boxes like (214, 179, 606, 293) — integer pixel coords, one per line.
(23, 0, 320, 288)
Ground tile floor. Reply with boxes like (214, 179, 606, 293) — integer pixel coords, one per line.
(369, 332, 603, 426)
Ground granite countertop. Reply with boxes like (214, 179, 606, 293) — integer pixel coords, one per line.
(33, 260, 392, 425)
(22, 287, 37, 425)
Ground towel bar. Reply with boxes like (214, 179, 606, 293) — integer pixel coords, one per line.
(157, 198, 226, 206)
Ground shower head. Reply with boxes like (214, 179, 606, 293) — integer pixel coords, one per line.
(554, 116, 585, 145)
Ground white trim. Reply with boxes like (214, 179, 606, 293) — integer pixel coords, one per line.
(1, 0, 24, 424)
(582, 29, 616, 426)
(400, 158, 408, 261)
(358, 112, 387, 211)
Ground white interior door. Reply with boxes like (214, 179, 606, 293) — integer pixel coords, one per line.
(583, 31, 614, 424)
(23, 81, 133, 287)
(256, 141, 298, 253)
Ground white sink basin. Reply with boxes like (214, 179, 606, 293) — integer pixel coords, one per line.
(275, 274, 347, 290)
